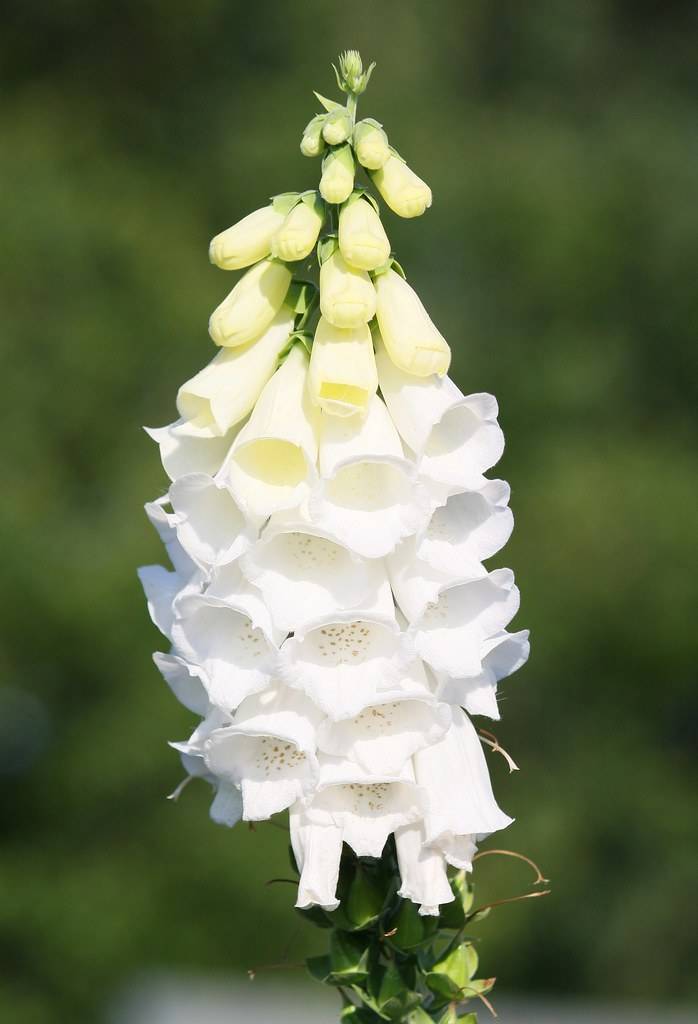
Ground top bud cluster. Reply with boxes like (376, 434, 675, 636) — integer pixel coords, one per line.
(207, 52, 449, 402)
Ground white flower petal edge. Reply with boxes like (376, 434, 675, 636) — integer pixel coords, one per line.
(177, 308, 294, 435)
(306, 757, 426, 858)
(375, 339, 504, 496)
(415, 707, 512, 867)
(395, 822, 454, 916)
(309, 395, 431, 558)
(438, 629, 531, 720)
(290, 801, 343, 911)
(278, 607, 413, 720)
(204, 686, 321, 820)
(144, 417, 236, 482)
(219, 344, 320, 519)
(317, 696, 451, 776)
(144, 498, 200, 579)
(172, 570, 281, 713)
(169, 707, 243, 828)
(169, 473, 259, 569)
(402, 568, 520, 679)
(152, 651, 210, 716)
(240, 509, 386, 633)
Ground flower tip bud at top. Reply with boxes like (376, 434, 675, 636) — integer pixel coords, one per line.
(208, 257, 292, 347)
(334, 50, 375, 95)
(300, 114, 327, 158)
(322, 107, 352, 146)
(353, 119, 390, 170)
(271, 195, 325, 263)
(338, 195, 390, 272)
(308, 316, 378, 418)
(372, 154, 433, 219)
(375, 268, 451, 377)
(319, 145, 355, 205)
(319, 248, 376, 329)
(209, 205, 286, 270)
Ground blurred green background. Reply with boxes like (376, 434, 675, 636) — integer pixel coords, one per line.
(2, 1, 697, 1021)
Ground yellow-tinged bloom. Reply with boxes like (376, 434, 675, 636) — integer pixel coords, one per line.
(338, 195, 390, 272)
(319, 145, 355, 205)
(209, 206, 286, 270)
(308, 316, 378, 417)
(271, 195, 324, 262)
(372, 155, 432, 219)
(300, 114, 327, 157)
(374, 268, 451, 377)
(320, 248, 376, 329)
(208, 258, 292, 348)
(353, 119, 390, 170)
(322, 108, 352, 146)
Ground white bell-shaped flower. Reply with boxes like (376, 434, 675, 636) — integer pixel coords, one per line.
(271, 195, 324, 262)
(209, 205, 287, 270)
(176, 308, 294, 436)
(353, 119, 390, 170)
(170, 707, 244, 828)
(305, 757, 425, 858)
(319, 144, 355, 205)
(239, 509, 385, 634)
(220, 344, 320, 518)
(204, 685, 322, 820)
(415, 707, 512, 868)
(374, 271, 450, 378)
(208, 258, 292, 348)
(437, 629, 530, 720)
(172, 567, 281, 712)
(371, 154, 432, 218)
(376, 340, 504, 496)
(168, 473, 258, 569)
(338, 195, 391, 272)
(144, 497, 200, 580)
(278, 594, 413, 721)
(152, 651, 210, 716)
(145, 417, 235, 482)
(396, 568, 520, 679)
(309, 395, 431, 559)
(319, 249, 377, 329)
(138, 500, 203, 639)
(317, 693, 451, 776)
(290, 802, 343, 911)
(308, 317, 378, 419)
(395, 823, 454, 916)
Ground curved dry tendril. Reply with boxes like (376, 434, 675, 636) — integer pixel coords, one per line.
(478, 728, 520, 773)
(473, 847, 550, 886)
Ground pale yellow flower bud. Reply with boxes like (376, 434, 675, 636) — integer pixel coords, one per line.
(322, 108, 352, 146)
(372, 154, 432, 219)
(320, 248, 376, 329)
(374, 268, 451, 377)
(353, 119, 390, 170)
(338, 195, 390, 272)
(308, 316, 378, 417)
(300, 114, 327, 157)
(208, 258, 292, 348)
(271, 195, 324, 262)
(319, 145, 355, 205)
(208, 205, 286, 270)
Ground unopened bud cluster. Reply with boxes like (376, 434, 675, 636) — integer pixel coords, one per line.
(139, 53, 529, 1018)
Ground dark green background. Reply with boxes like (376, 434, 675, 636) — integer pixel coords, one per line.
(2, 2, 697, 1021)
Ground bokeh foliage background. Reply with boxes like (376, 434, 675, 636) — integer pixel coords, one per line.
(1, 1, 697, 1021)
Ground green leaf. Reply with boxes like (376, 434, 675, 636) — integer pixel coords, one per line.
(329, 930, 371, 983)
(374, 962, 422, 1020)
(314, 90, 343, 113)
(439, 871, 475, 931)
(404, 1008, 433, 1024)
(340, 1006, 384, 1024)
(425, 942, 479, 1001)
(316, 234, 339, 267)
(306, 954, 331, 983)
(344, 864, 385, 930)
(386, 899, 424, 951)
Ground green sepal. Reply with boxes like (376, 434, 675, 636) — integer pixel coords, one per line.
(328, 929, 372, 984)
(385, 899, 438, 952)
(359, 116, 384, 130)
(370, 961, 422, 1021)
(271, 191, 301, 216)
(344, 864, 386, 931)
(466, 906, 491, 926)
(371, 256, 404, 281)
(340, 1005, 385, 1024)
(300, 189, 325, 214)
(342, 188, 381, 216)
(306, 954, 332, 984)
(425, 942, 479, 1002)
(387, 144, 406, 163)
(403, 1008, 433, 1024)
(317, 234, 339, 268)
(460, 976, 495, 998)
(314, 90, 344, 113)
(435, 1012, 477, 1024)
(286, 278, 318, 317)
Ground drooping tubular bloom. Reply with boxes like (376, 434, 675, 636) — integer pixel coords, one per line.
(139, 57, 530, 928)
